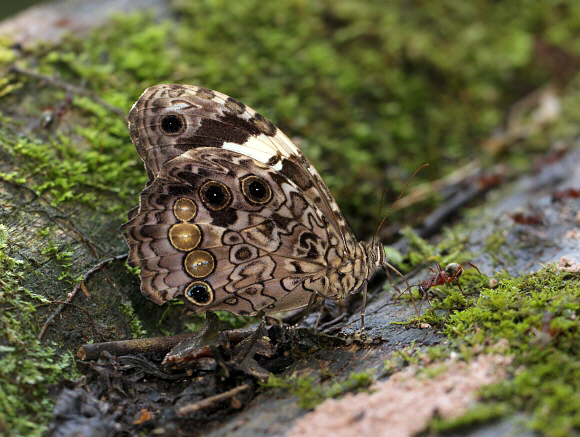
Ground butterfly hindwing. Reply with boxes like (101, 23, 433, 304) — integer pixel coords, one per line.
(123, 147, 343, 314)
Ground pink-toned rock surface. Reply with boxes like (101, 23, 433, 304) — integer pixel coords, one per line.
(286, 353, 513, 437)
(559, 255, 580, 272)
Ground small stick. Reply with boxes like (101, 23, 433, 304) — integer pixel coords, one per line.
(78, 333, 192, 360)
(177, 384, 252, 416)
(38, 254, 127, 341)
(78, 327, 257, 361)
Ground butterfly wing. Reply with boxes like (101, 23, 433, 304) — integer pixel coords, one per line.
(123, 147, 348, 315)
(129, 84, 357, 255)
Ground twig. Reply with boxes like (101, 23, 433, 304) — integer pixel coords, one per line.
(38, 254, 127, 341)
(8, 64, 127, 120)
(77, 327, 256, 361)
(78, 334, 192, 360)
(177, 384, 252, 416)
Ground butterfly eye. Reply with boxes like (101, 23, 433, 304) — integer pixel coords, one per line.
(241, 175, 272, 205)
(184, 281, 214, 306)
(160, 113, 186, 135)
(200, 181, 231, 210)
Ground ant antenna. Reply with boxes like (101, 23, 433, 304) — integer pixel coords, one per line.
(374, 163, 429, 239)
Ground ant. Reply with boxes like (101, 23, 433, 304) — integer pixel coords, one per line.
(397, 261, 482, 307)
(418, 261, 481, 296)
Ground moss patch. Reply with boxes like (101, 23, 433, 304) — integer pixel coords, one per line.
(0, 225, 79, 436)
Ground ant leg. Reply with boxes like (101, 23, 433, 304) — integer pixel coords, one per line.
(464, 261, 482, 275)
(417, 283, 433, 310)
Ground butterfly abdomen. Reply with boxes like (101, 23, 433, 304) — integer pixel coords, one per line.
(323, 241, 377, 300)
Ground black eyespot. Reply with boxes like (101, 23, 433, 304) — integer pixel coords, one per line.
(184, 281, 214, 306)
(241, 175, 272, 205)
(200, 180, 231, 210)
(160, 113, 185, 135)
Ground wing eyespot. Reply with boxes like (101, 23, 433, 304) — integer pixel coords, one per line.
(200, 180, 231, 210)
(160, 113, 186, 135)
(241, 175, 272, 205)
(184, 281, 214, 306)
(169, 223, 201, 251)
(184, 250, 215, 278)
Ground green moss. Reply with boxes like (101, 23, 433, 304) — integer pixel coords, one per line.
(387, 265, 579, 435)
(120, 302, 148, 339)
(431, 402, 512, 432)
(400, 226, 436, 266)
(0, 225, 79, 436)
(263, 370, 374, 409)
(40, 242, 78, 283)
(426, 266, 580, 436)
(484, 232, 514, 265)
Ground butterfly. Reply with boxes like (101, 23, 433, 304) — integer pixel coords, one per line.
(122, 84, 403, 329)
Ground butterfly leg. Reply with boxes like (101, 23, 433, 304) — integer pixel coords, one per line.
(314, 299, 325, 329)
(293, 293, 318, 328)
(359, 280, 368, 333)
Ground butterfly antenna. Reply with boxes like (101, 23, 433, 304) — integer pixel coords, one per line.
(374, 163, 429, 239)
(373, 163, 428, 317)
(376, 189, 389, 222)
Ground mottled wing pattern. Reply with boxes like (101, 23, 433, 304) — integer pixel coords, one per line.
(128, 84, 357, 254)
(123, 84, 378, 315)
(123, 148, 346, 315)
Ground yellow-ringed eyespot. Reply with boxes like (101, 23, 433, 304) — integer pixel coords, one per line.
(184, 250, 215, 278)
(184, 281, 214, 306)
(200, 180, 231, 210)
(173, 198, 197, 221)
(168, 223, 201, 251)
(241, 175, 272, 205)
